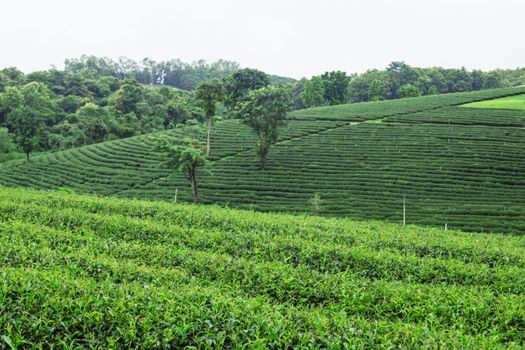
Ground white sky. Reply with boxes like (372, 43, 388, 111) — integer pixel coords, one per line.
(1, 0, 524, 79)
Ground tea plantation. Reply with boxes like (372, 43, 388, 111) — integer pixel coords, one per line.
(1, 87, 525, 233)
(0, 187, 524, 348)
(462, 93, 525, 110)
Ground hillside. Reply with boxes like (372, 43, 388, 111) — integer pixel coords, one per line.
(1, 87, 525, 233)
(0, 187, 524, 348)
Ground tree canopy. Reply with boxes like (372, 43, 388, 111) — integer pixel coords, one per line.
(235, 86, 291, 169)
(224, 68, 270, 109)
(155, 132, 208, 204)
(195, 79, 225, 155)
(0, 82, 57, 161)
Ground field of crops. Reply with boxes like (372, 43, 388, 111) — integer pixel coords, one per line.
(0, 187, 524, 348)
(0, 87, 524, 233)
(462, 93, 525, 110)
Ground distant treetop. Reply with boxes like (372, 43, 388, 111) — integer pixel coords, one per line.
(63, 55, 295, 90)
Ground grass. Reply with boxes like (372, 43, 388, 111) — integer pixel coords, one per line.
(0, 187, 525, 348)
(462, 93, 525, 109)
(1, 87, 525, 233)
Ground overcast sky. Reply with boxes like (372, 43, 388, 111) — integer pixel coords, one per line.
(1, 0, 524, 79)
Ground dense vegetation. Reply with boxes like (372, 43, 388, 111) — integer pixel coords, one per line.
(299, 62, 525, 108)
(1, 58, 524, 160)
(0, 70, 199, 155)
(0, 187, 524, 348)
(1, 87, 524, 233)
(0, 62, 291, 157)
(63, 55, 295, 90)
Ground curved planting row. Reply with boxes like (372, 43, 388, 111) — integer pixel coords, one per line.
(0, 188, 524, 348)
(0, 87, 524, 232)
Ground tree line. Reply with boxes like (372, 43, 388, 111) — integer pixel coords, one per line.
(63, 55, 295, 90)
(0, 69, 199, 161)
(298, 62, 525, 108)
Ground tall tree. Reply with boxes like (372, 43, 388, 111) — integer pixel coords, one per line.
(0, 82, 57, 161)
(289, 78, 307, 110)
(386, 61, 419, 99)
(398, 83, 421, 98)
(236, 87, 291, 169)
(224, 68, 270, 109)
(108, 80, 146, 115)
(301, 77, 325, 107)
(368, 79, 386, 102)
(0, 127, 13, 153)
(76, 103, 112, 144)
(321, 71, 351, 105)
(427, 85, 439, 95)
(195, 79, 225, 155)
(154, 134, 208, 204)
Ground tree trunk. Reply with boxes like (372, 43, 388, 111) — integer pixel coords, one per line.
(190, 169, 199, 204)
(206, 117, 212, 156)
(26, 152, 30, 163)
(259, 151, 268, 170)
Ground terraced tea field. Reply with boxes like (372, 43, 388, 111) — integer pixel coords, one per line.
(0, 187, 524, 348)
(1, 87, 525, 233)
(462, 93, 525, 109)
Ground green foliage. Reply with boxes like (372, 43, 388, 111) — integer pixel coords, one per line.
(428, 85, 439, 95)
(0, 127, 13, 153)
(108, 80, 146, 115)
(300, 71, 351, 107)
(0, 66, 199, 153)
(0, 82, 57, 161)
(0, 187, 524, 347)
(368, 79, 386, 101)
(1, 87, 525, 233)
(289, 78, 307, 110)
(235, 86, 291, 169)
(195, 79, 225, 118)
(308, 193, 322, 215)
(224, 68, 270, 109)
(462, 93, 525, 110)
(195, 80, 225, 155)
(0, 67, 25, 92)
(340, 62, 525, 104)
(321, 71, 351, 105)
(301, 76, 325, 107)
(76, 103, 113, 144)
(154, 129, 208, 204)
(398, 83, 421, 98)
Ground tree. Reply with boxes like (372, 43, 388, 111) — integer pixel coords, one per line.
(368, 79, 386, 102)
(236, 87, 291, 169)
(195, 79, 225, 155)
(154, 135, 208, 204)
(0, 82, 57, 161)
(321, 71, 350, 105)
(76, 103, 112, 144)
(427, 85, 439, 95)
(301, 77, 325, 107)
(108, 81, 146, 115)
(165, 100, 191, 128)
(224, 68, 270, 108)
(386, 61, 419, 99)
(0, 68, 25, 92)
(398, 83, 421, 98)
(0, 127, 14, 153)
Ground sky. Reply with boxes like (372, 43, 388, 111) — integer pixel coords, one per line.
(1, 0, 524, 79)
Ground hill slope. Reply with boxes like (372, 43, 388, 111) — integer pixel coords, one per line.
(1, 187, 524, 348)
(1, 87, 525, 233)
